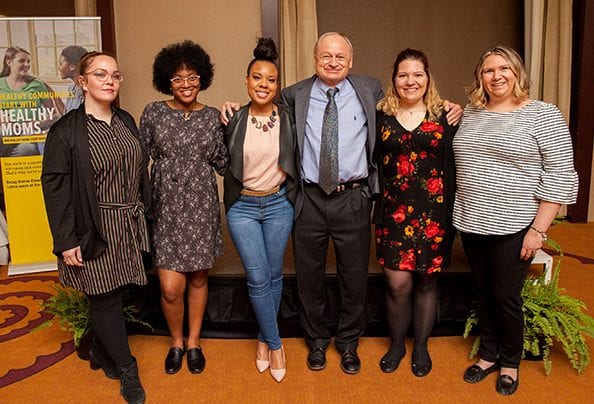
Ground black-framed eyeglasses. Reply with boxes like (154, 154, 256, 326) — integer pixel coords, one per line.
(85, 68, 124, 83)
(170, 75, 200, 86)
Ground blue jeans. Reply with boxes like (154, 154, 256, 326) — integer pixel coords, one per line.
(226, 187, 293, 350)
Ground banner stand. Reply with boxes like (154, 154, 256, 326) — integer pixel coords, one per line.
(8, 261, 56, 276)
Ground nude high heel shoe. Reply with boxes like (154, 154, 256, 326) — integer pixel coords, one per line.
(270, 346, 286, 382)
(256, 341, 270, 373)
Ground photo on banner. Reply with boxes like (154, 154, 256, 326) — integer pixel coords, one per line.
(0, 17, 102, 274)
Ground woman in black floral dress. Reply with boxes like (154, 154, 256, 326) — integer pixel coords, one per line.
(375, 49, 457, 377)
(139, 41, 228, 375)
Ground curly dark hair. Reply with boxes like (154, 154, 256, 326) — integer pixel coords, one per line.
(60, 45, 88, 65)
(152, 40, 214, 95)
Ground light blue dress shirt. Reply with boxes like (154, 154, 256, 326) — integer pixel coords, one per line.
(302, 77, 368, 184)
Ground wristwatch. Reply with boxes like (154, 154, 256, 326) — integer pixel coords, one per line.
(530, 225, 548, 242)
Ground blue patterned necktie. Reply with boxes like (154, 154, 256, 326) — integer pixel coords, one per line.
(319, 87, 339, 194)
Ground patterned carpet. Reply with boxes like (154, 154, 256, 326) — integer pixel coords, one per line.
(0, 223, 593, 403)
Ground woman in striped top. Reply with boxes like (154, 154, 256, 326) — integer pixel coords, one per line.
(453, 45, 578, 396)
(42, 52, 149, 404)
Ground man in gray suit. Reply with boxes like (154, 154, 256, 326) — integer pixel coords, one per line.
(223, 32, 460, 375)
(281, 32, 381, 374)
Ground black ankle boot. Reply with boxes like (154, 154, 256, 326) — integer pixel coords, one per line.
(118, 357, 146, 404)
(89, 337, 119, 379)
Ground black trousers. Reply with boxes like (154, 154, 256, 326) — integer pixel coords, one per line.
(293, 184, 371, 352)
(460, 226, 530, 368)
(86, 287, 133, 366)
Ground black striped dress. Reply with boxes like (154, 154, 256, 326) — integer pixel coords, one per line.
(452, 100, 578, 235)
(58, 114, 150, 295)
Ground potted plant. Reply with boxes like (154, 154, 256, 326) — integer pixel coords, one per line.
(464, 239, 594, 375)
(35, 285, 152, 359)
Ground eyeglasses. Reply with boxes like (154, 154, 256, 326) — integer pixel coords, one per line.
(170, 75, 200, 87)
(318, 54, 349, 65)
(84, 68, 124, 83)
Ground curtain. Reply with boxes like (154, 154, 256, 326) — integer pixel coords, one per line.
(74, 0, 97, 16)
(280, 0, 318, 87)
(525, 0, 572, 121)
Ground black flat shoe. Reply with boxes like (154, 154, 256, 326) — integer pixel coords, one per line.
(496, 373, 519, 395)
(379, 349, 405, 373)
(187, 347, 206, 374)
(411, 349, 432, 377)
(164, 346, 185, 375)
(463, 362, 499, 383)
(307, 346, 326, 371)
(340, 350, 361, 375)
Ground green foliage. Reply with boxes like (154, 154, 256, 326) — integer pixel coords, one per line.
(34, 285, 152, 347)
(464, 238, 594, 375)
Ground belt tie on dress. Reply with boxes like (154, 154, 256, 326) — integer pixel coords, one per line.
(98, 201, 150, 252)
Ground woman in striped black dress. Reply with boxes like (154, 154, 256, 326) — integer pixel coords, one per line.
(42, 52, 150, 404)
(453, 46, 578, 395)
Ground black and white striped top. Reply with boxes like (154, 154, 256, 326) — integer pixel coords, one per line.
(58, 113, 149, 295)
(452, 100, 578, 235)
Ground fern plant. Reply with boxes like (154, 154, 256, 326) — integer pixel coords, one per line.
(35, 285, 152, 347)
(464, 239, 594, 375)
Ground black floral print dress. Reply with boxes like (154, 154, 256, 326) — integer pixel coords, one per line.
(139, 101, 229, 272)
(375, 111, 457, 274)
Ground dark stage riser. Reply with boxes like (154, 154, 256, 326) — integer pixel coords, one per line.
(126, 270, 477, 339)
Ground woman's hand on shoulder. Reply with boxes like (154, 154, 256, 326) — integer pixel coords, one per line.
(444, 100, 462, 126)
(220, 102, 241, 125)
(62, 246, 84, 266)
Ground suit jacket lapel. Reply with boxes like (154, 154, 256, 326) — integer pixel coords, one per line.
(294, 76, 315, 159)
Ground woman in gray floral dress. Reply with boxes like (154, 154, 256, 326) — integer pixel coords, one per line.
(139, 41, 228, 375)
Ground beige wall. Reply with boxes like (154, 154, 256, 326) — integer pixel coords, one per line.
(317, 0, 523, 106)
(113, 0, 262, 121)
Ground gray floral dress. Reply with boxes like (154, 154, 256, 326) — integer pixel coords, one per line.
(139, 101, 229, 272)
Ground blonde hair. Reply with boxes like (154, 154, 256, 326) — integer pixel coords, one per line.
(467, 45, 530, 107)
(377, 48, 443, 120)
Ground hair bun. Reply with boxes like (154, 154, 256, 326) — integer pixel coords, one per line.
(253, 37, 278, 61)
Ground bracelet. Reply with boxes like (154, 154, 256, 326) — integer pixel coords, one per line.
(530, 225, 548, 242)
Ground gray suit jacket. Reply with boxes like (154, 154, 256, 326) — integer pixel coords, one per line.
(281, 74, 383, 219)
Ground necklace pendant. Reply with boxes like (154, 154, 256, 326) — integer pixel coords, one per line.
(249, 110, 277, 132)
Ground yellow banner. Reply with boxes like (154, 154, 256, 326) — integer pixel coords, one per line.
(1, 156, 54, 264)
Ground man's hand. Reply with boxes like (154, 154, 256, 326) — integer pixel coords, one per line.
(220, 102, 241, 125)
(444, 100, 463, 126)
